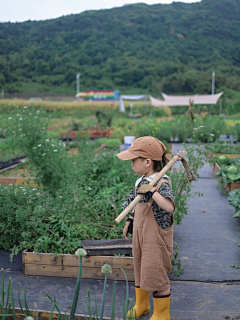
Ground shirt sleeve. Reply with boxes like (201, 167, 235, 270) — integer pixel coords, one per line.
(121, 187, 135, 216)
(158, 182, 175, 207)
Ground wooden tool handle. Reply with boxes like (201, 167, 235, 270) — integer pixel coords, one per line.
(115, 151, 187, 224)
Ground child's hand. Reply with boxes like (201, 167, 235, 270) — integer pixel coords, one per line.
(123, 217, 133, 241)
(137, 185, 156, 197)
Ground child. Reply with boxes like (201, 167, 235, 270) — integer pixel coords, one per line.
(117, 136, 174, 320)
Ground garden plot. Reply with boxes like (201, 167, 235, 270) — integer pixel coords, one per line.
(1, 104, 239, 277)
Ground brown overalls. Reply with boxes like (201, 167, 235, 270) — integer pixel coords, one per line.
(133, 180, 174, 292)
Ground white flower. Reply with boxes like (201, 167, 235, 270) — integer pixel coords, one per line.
(19, 187, 23, 189)
(59, 196, 62, 198)
(52, 144, 55, 146)
(35, 116, 38, 119)
(36, 110, 40, 114)
(101, 264, 112, 274)
(75, 248, 87, 258)
(19, 128, 22, 131)
(193, 128, 198, 130)
(42, 153, 46, 156)
(17, 114, 19, 116)
(32, 147, 37, 149)
(210, 134, 214, 136)
(200, 126, 204, 128)
(8, 117, 12, 119)
(46, 139, 50, 142)
(37, 144, 41, 147)
(12, 131, 15, 133)
(29, 113, 32, 115)
(54, 149, 58, 152)
(19, 118, 22, 121)
(32, 189, 36, 191)
(24, 106, 27, 109)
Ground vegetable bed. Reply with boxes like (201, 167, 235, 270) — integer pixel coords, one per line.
(22, 249, 134, 281)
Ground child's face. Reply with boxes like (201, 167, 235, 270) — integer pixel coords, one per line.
(131, 157, 148, 175)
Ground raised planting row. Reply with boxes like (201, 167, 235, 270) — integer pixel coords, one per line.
(211, 154, 240, 218)
(211, 154, 240, 191)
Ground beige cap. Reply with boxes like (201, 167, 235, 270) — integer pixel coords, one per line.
(117, 136, 166, 161)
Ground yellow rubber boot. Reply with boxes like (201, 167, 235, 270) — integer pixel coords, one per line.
(126, 287, 150, 319)
(149, 292, 171, 320)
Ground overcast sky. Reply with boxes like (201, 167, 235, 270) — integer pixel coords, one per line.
(1, 0, 201, 23)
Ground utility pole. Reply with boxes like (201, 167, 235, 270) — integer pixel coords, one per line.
(76, 73, 81, 101)
(212, 71, 215, 95)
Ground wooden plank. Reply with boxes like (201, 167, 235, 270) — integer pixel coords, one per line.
(224, 182, 240, 192)
(213, 163, 221, 175)
(23, 264, 135, 281)
(228, 182, 240, 192)
(0, 177, 17, 186)
(22, 251, 134, 269)
(22, 250, 63, 266)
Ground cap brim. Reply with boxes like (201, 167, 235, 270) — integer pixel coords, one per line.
(117, 150, 139, 160)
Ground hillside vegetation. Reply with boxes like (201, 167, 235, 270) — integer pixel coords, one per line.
(0, 0, 240, 95)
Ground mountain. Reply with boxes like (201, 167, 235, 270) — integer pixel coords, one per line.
(0, 0, 240, 95)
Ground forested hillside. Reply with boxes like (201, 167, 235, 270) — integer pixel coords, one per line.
(0, 0, 240, 95)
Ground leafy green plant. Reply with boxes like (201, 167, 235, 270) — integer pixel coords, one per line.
(228, 189, 240, 218)
(6, 105, 69, 194)
(169, 139, 208, 225)
(171, 242, 184, 277)
(215, 158, 240, 188)
(209, 155, 230, 167)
